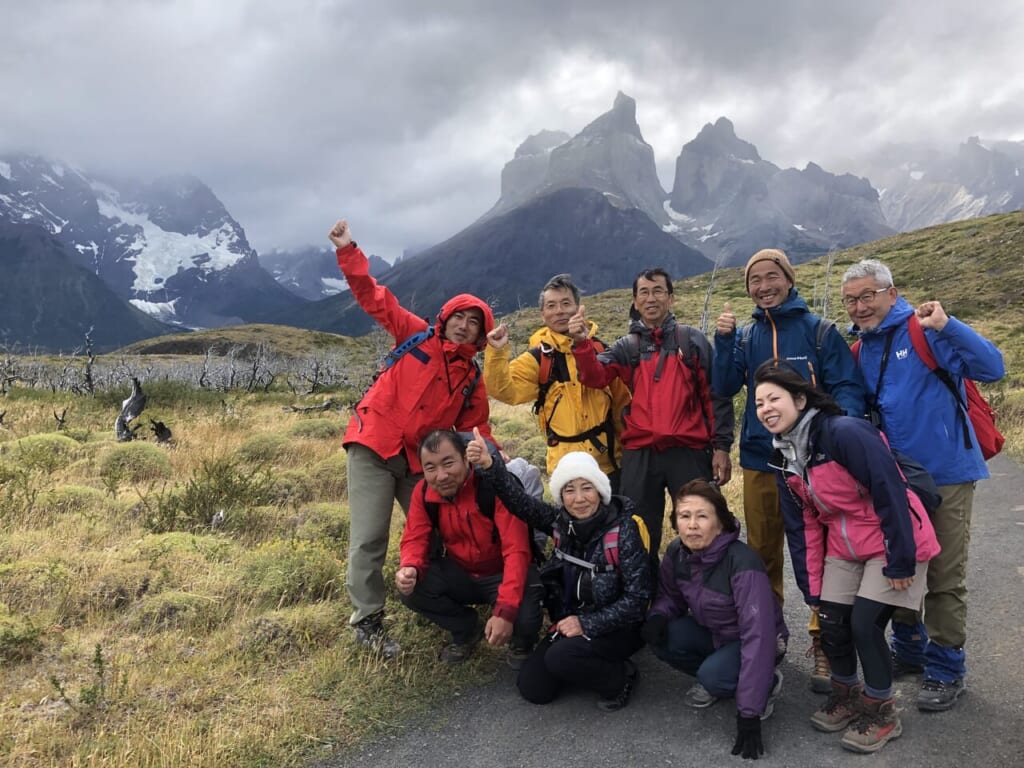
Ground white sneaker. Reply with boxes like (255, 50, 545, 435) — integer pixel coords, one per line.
(684, 682, 718, 708)
(761, 669, 784, 720)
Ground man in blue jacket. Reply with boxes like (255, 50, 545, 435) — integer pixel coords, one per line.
(841, 258, 1005, 712)
(714, 248, 867, 692)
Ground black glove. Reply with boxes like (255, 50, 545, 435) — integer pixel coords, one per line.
(731, 714, 764, 760)
(640, 614, 669, 646)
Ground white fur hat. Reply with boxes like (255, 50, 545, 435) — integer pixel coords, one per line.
(549, 451, 612, 506)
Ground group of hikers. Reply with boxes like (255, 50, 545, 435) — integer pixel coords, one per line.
(326, 218, 1005, 758)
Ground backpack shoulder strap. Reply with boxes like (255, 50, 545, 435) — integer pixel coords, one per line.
(383, 326, 435, 371)
(815, 318, 836, 355)
(907, 314, 939, 371)
(421, 482, 440, 530)
(623, 332, 642, 368)
(601, 514, 650, 569)
(851, 338, 861, 362)
(738, 322, 754, 353)
(530, 343, 556, 414)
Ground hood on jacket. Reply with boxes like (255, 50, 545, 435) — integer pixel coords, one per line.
(437, 293, 495, 351)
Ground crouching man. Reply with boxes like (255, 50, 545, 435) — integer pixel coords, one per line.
(396, 430, 543, 668)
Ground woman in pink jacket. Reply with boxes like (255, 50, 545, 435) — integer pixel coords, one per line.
(754, 361, 939, 755)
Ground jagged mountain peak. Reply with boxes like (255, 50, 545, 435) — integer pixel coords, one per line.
(514, 130, 570, 159)
(576, 91, 643, 140)
(685, 117, 762, 162)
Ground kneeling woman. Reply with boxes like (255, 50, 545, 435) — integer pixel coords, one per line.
(466, 431, 650, 711)
(754, 361, 940, 754)
(644, 479, 787, 760)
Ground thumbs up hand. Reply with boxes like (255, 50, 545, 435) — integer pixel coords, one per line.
(716, 302, 737, 336)
(465, 426, 493, 469)
(568, 304, 589, 342)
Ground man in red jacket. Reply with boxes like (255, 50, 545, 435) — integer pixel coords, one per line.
(396, 430, 542, 667)
(328, 220, 497, 658)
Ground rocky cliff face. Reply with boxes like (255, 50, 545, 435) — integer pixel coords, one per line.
(666, 118, 893, 265)
(481, 93, 667, 226)
(0, 154, 302, 329)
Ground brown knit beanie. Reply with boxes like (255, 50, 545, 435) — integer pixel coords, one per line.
(744, 249, 796, 289)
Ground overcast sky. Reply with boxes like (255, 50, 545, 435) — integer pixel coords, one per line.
(3, 1, 1022, 262)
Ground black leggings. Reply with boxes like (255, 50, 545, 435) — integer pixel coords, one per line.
(819, 598, 896, 692)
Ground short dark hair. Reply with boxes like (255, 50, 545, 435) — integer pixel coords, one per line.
(632, 267, 673, 296)
(538, 273, 581, 308)
(671, 479, 738, 533)
(418, 429, 467, 460)
(753, 359, 844, 416)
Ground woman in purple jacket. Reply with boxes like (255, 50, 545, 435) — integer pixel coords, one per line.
(643, 479, 786, 760)
(754, 361, 940, 755)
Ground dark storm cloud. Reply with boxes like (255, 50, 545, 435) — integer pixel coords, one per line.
(2, 0, 1021, 260)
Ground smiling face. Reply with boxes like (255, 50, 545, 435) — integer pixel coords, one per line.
(754, 381, 806, 435)
(841, 276, 897, 331)
(633, 274, 674, 327)
(674, 495, 724, 551)
(540, 286, 578, 335)
(560, 478, 601, 520)
(746, 260, 793, 309)
(443, 308, 484, 345)
(420, 440, 472, 498)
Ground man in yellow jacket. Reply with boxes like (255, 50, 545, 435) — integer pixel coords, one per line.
(484, 274, 631, 490)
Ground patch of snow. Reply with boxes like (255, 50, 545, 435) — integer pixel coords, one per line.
(96, 193, 245, 291)
(662, 223, 681, 235)
(321, 276, 348, 295)
(729, 154, 756, 165)
(51, 163, 65, 178)
(793, 224, 806, 231)
(130, 298, 179, 323)
(40, 173, 63, 188)
(663, 201, 694, 223)
(75, 241, 99, 255)
(0, 161, 11, 180)
(1016, 167, 1020, 177)
(21, 212, 32, 219)
(699, 231, 721, 242)
(702, 223, 714, 231)
(910, 170, 924, 181)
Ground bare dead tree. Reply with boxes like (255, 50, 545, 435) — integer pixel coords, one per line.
(699, 253, 727, 336)
(281, 399, 337, 413)
(0, 411, 8, 429)
(81, 329, 96, 395)
(821, 247, 838, 321)
(53, 408, 68, 430)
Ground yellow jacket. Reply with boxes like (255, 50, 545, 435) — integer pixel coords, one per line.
(484, 322, 631, 475)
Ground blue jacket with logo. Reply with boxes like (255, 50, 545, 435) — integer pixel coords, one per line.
(854, 296, 1005, 485)
(713, 290, 867, 471)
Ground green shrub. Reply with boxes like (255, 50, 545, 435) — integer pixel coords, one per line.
(87, 562, 153, 612)
(139, 456, 276, 533)
(0, 609, 43, 663)
(294, 502, 349, 546)
(310, 453, 347, 499)
(236, 433, 290, 464)
(2, 433, 82, 474)
(242, 539, 343, 608)
(39, 485, 107, 515)
(99, 442, 174, 488)
(517, 435, 549, 469)
(270, 469, 316, 508)
(129, 590, 226, 633)
(288, 420, 342, 440)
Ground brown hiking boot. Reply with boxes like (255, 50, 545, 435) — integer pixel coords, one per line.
(840, 694, 903, 753)
(806, 636, 832, 693)
(810, 680, 863, 733)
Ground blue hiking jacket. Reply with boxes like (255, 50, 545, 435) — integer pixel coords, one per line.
(713, 290, 867, 471)
(854, 297, 1005, 485)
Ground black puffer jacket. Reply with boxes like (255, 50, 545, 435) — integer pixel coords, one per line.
(479, 459, 650, 638)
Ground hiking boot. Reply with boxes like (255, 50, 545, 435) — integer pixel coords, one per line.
(506, 640, 533, 671)
(840, 694, 903, 753)
(807, 636, 832, 693)
(917, 678, 966, 712)
(891, 649, 925, 679)
(439, 627, 483, 665)
(353, 611, 400, 659)
(761, 670, 784, 720)
(597, 659, 638, 711)
(810, 680, 864, 732)
(683, 682, 718, 709)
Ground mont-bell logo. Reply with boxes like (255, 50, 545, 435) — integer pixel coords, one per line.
(896, 347, 909, 360)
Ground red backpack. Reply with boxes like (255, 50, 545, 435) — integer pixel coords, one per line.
(852, 315, 1004, 460)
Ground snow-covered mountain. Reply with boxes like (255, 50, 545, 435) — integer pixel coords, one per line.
(849, 137, 1024, 232)
(0, 155, 302, 329)
(259, 246, 391, 301)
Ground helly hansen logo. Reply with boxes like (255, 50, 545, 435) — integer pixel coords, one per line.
(896, 347, 909, 360)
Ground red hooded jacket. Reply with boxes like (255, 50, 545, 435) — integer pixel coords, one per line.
(337, 244, 495, 472)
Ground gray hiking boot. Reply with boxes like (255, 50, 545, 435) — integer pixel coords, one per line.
(353, 611, 400, 659)
(917, 678, 966, 712)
